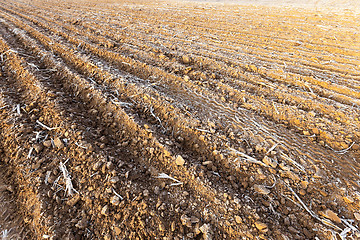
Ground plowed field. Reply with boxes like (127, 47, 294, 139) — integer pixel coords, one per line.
(0, 0, 360, 239)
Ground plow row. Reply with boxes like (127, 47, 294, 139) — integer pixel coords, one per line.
(0, 0, 359, 239)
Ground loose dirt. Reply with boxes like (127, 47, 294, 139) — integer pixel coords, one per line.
(0, 0, 359, 239)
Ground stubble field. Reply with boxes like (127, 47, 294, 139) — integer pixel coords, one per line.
(0, 0, 360, 239)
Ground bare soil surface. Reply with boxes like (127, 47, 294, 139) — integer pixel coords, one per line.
(0, 0, 359, 239)
(183, 0, 360, 11)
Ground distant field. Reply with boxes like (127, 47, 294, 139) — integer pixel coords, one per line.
(183, 0, 360, 10)
(0, 0, 359, 239)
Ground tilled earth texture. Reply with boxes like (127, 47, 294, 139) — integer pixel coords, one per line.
(0, 0, 359, 239)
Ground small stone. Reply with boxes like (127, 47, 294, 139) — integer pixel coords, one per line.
(101, 205, 109, 216)
(114, 226, 121, 235)
(182, 55, 191, 64)
(186, 233, 194, 238)
(109, 176, 120, 184)
(56, 196, 61, 204)
(66, 194, 80, 207)
(43, 140, 52, 148)
(175, 155, 185, 166)
(202, 161, 213, 166)
(33, 144, 43, 153)
(93, 161, 102, 171)
(262, 156, 277, 168)
(255, 221, 268, 232)
(288, 226, 299, 234)
(262, 199, 270, 207)
(191, 216, 199, 224)
(299, 189, 306, 196)
(284, 217, 290, 225)
(180, 214, 191, 227)
(279, 162, 291, 171)
(75, 217, 88, 229)
(154, 186, 160, 195)
(159, 222, 166, 231)
(319, 190, 328, 197)
(254, 185, 270, 195)
(53, 137, 64, 149)
(343, 196, 354, 204)
(208, 121, 216, 128)
(322, 209, 341, 224)
(143, 189, 149, 197)
(106, 161, 114, 170)
(111, 196, 120, 206)
(354, 212, 360, 221)
(171, 221, 176, 232)
(256, 172, 266, 181)
(300, 181, 309, 189)
(285, 170, 300, 182)
(199, 224, 213, 240)
(303, 228, 313, 239)
(352, 143, 360, 151)
(303, 130, 311, 136)
(311, 128, 320, 135)
(235, 216, 242, 224)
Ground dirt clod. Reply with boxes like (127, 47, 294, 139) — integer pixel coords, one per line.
(254, 184, 270, 195)
(255, 221, 268, 232)
(43, 140, 52, 148)
(202, 160, 212, 166)
(109, 176, 119, 184)
(181, 214, 191, 227)
(111, 196, 120, 206)
(262, 156, 277, 168)
(191, 216, 199, 224)
(93, 161, 102, 171)
(33, 143, 43, 153)
(75, 217, 88, 229)
(199, 223, 213, 240)
(182, 55, 191, 64)
(66, 194, 80, 207)
(300, 181, 309, 189)
(53, 137, 64, 148)
(101, 205, 109, 216)
(235, 215, 242, 224)
(175, 155, 185, 166)
(114, 226, 121, 235)
(321, 209, 341, 224)
(354, 212, 360, 221)
(343, 196, 354, 204)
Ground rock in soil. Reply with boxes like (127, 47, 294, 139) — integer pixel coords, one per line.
(255, 221, 268, 232)
(320, 209, 341, 224)
(254, 184, 270, 195)
(175, 155, 185, 166)
(53, 137, 65, 149)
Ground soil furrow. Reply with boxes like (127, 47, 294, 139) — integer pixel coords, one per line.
(0, 0, 359, 239)
(2, 7, 358, 154)
(19, 1, 360, 81)
(2, 1, 360, 195)
(0, 18, 267, 239)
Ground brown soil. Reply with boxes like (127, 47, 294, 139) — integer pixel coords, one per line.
(0, 0, 359, 239)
